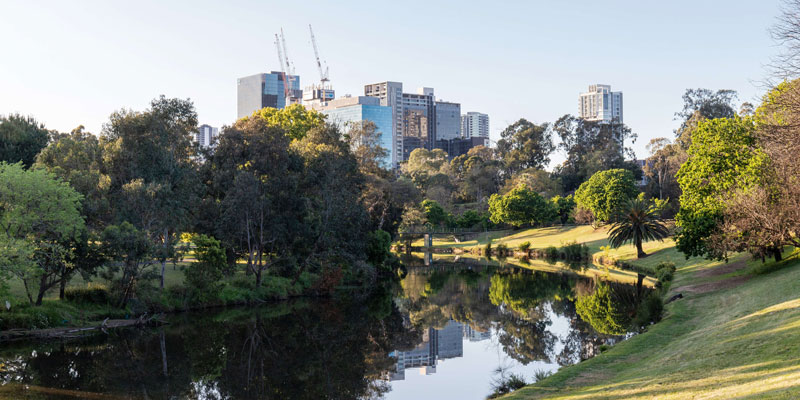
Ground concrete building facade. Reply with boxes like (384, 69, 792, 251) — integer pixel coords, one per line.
(461, 112, 489, 139)
(578, 84, 623, 123)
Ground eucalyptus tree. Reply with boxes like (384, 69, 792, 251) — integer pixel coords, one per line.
(0, 114, 51, 168)
(101, 96, 201, 290)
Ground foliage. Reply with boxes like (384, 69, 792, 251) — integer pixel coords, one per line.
(184, 235, 226, 301)
(100, 221, 154, 307)
(675, 117, 768, 259)
(495, 119, 554, 175)
(421, 199, 449, 228)
(551, 194, 576, 224)
(575, 281, 633, 335)
(551, 115, 639, 192)
(519, 241, 531, 252)
(251, 104, 326, 141)
(607, 197, 670, 259)
(0, 163, 85, 305)
(488, 185, 555, 228)
(449, 147, 502, 203)
(64, 283, 110, 305)
(502, 169, 561, 199)
(0, 114, 50, 168)
(574, 169, 638, 223)
(344, 120, 389, 174)
(365, 229, 392, 266)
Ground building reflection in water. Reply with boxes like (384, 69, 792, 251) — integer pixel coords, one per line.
(388, 320, 490, 380)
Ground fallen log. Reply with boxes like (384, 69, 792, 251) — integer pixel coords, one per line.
(665, 293, 684, 304)
(0, 315, 167, 341)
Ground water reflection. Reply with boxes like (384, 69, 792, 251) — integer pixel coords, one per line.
(0, 256, 647, 400)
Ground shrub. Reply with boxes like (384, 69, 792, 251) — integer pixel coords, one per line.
(599, 344, 611, 353)
(545, 246, 560, 260)
(655, 262, 676, 274)
(496, 243, 509, 257)
(485, 239, 493, 258)
(184, 234, 226, 302)
(634, 292, 664, 328)
(562, 241, 589, 261)
(656, 269, 674, 283)
(64, 283, 110, 304)
(518, 241, 531, 252)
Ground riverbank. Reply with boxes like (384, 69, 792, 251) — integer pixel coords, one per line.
(503, 242, 800, 398)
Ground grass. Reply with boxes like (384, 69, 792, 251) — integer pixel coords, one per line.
(503, 240, 800, 399)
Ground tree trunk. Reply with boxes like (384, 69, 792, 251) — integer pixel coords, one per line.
(35, 274, 49, 306)
(59, 275, 67, 300)
(636, 238, 647, 258)
(160, 330, 168, 377)
(772, 247, 783, 262)
(636, 273, 645, 301)
(160, 228, 168, 290)
(160, 259, 166, 290)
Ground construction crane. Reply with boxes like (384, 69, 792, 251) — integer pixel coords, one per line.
(309, 24, 329, 85)
(274, 28, 298, 105)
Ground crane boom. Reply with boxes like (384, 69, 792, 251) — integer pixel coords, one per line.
(309, 24, 329, 83)
(274, 33, 290, 98)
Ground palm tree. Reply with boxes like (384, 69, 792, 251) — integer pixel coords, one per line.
(608, 197, 670, 259)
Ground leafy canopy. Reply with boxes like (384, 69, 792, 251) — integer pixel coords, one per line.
(488, 184, 553, 227)
(574, 169, 638, 223)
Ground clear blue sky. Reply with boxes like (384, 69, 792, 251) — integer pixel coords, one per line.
(0, 0, 782, 164)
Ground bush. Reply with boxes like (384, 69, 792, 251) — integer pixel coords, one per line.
(184, 234, 226, 302)
(485, 239, 493, 258)
(656, 269, 674, 283)
(634, 292, 664, 328)
(562, 241, 589, 261)
(64, 283, 110, 304)
(545, 246, 560, 260)
(518, 241, 531, 252)
(496, 243, 509, 257)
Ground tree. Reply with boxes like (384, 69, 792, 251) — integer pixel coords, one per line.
(642, 137, 683, 202)
(102, 96, 201, 290)
(211, 117, 304, 287)
(552, 115, 639, 192)
(184, 234, 225, 301)
(0, 114, 50, 168)
(574, 169, 638, 223)
(674, 117, 768, 259)
(250, 104, 326, 141)
(345, 120, 390, 175)
(0, 163, 85, 305)
(401, 148, 450, 190)
(501, 169, 561, 198)
(449, 149, 502, 203)
(488, 185, 554, 228)
(421, 199, 449, 228)
(575, 281, 635, 335)
(495, 119, 554, 175)
(551, 195, 576, 225)
(101, 222, 153, 308)
(607, 197, 670, 258)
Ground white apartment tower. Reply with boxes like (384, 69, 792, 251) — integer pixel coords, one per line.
(578, 84, 623, 123)
(195, 124, 219, 149)
(461, 112, 489, 139)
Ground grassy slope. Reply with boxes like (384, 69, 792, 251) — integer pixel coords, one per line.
(494, 227, 800, 399)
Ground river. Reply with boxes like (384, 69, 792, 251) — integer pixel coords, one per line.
(0, 255, 647, 399)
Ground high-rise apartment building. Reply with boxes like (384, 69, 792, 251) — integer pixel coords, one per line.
(578, 84, 623, 123)
(365, 82, 470, 165)
(237, 72, 301, 119)
(315, 96, 394, 168)
(195, 124, 219, 149)
(461, 112, 489, 140)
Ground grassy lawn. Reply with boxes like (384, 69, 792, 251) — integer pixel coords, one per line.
(504, 244, 800, 399)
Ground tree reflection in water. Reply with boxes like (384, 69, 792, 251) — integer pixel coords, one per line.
(0, 258, 646, 399)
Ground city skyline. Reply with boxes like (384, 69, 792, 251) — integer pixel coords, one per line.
(0, 0, 780, 167)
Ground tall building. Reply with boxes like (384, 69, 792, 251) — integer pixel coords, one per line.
(364, 82, 404, 166)
(578, 84, 623, 123)
(195, 124, 219, 149)
(388, 320, 464, 381)
(236, 72, 301, 119)
(365, 82, 470, 165)
(316, 96, 394, 168)
(435, 101, 461, 141)
(461, 112, 489, 140)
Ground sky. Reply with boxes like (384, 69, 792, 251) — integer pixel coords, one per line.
(0, 0, 784, 166)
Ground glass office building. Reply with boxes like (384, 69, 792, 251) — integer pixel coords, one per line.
(237, 71, 301, 119)
(319, 96, 394, 168)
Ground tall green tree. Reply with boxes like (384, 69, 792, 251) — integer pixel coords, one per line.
(0, 114, 51, 168)
(250, 104, 326, 141)
(495, 119, 554, 176)
(552, 115, 639, 192)
(674, 117, 768, 259)
(574, 169, 638, 223)
(0, 163, 85, 305)
(102, 96, 201, 290)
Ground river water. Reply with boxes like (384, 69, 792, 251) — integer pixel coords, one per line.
(0, 255, 645, 399)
